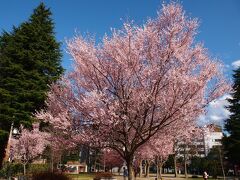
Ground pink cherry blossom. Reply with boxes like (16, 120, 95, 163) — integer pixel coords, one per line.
(12, 123, 49, 174)
(101, 148, 124, 171)
(36, 3, 231, 180)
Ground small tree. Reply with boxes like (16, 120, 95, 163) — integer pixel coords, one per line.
(36, 3, 230, 180)
(172, 125, 204, 177)
(12, 123, 49, 175)
(206, 147, 223, 178)
(136, 132, 174, 179)
(41, 124, 76, 172)
(101, 149, 124, 172)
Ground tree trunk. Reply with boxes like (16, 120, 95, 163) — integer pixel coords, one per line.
(218, 147, 226, 180)
(23, 154, 27, 175)
(145, 160, 150, 178)
(159, 164, 163, 180)
(144, 162, 146, 174)
(156, 157, 159, 180)
(23, 163, 26, 175)
(103, 158, 105, 172)
(127, 163, 134, 180)
(184, 158, 188, 179)
(156, 156, 163, 180)
(174, 153, 178, 177)
(184, 145, 188, 179)
(139, 160, 142, 177)
(126, 155, 134, 180)
(51, 152, 54, 172)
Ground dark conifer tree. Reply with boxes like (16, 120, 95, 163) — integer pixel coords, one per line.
(224, 67, 240, 166)
(0, 3, 63, 165)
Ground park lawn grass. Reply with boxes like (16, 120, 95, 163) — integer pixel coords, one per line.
(67, 173, 95, 180)
(66, 173, 222, 180)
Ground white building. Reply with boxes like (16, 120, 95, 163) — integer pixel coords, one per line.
(203, 124, 223, 156)
(177, 124, 223, 158)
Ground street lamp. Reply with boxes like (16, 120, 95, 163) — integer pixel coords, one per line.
(4, 123, 14, 162)
(13, 128, 18, 135)
(12, 128, 20, 138)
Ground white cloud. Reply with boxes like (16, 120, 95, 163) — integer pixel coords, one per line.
(209, 115, 222, 121)
(198, 94, 232, 127)
(225, 64, 230, 68)
(231, 60, 240, 68)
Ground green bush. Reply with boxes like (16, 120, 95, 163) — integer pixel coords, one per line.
(0, 168, 6, 178)
(0, 163, 50, 178)
(0, 163, 23, 178)
(28, 163, 49, 174)
(0, 130, 8, 168)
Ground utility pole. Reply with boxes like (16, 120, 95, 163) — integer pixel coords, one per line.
(218, 146, 226, 180)
(4, 122, 14, 163)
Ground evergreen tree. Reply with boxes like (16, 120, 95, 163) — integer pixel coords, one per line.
(0, 3, 63, 164)
(224, 67, 240, 165)
(0, 130, 8, 167)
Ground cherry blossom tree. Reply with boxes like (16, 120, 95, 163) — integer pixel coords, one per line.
(136, 131, 174, 179)
(36, 3, 230, 180)
(100, 148, 124, 172)
(47, 130, 76, 172)
(152, 137, 174, 179)
(12, 123, 49, 175)
(173, 126, 205, 178)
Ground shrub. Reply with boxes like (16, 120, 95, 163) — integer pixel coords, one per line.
(32, 171, 70, 180)
(28, 163, 49, 174)
(192, 175, 199, 178)
(0, 130, 8, 168)
(0, 163, 23, 178)
(94, 172, 114, 180)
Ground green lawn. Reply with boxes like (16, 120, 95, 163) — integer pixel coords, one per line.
(67, 173, 95, 180)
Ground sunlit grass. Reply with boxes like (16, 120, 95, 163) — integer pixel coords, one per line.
(67, 173, 95, 180)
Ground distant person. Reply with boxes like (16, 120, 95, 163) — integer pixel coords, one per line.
(134, 166, 137, 178)
(134, 166, 140, 178)
(123, 167, 128, 180)
(203, 171, 209, 180)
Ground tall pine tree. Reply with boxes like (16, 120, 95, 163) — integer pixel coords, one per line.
(0, 3, 63, 165)
(224, 67, 240, 166)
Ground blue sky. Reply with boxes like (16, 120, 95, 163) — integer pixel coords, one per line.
(1, 0, 240, 126)
(1, 0, 240, 72)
